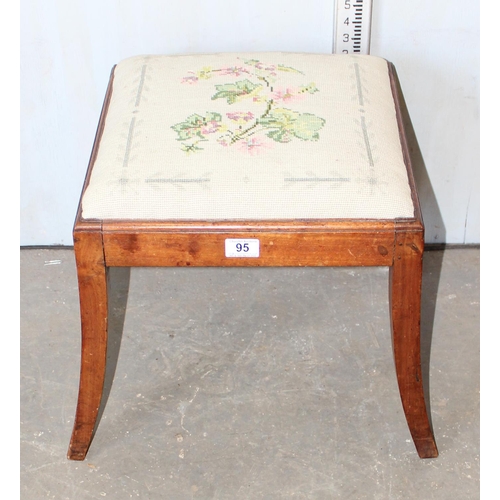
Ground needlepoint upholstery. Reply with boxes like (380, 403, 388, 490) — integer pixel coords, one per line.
(81, 53, 415, 221)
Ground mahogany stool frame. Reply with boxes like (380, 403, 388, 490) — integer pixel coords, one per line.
(67, 63, 439, 460)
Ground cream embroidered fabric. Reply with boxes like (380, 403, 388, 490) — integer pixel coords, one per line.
(81, 53, 415, 220)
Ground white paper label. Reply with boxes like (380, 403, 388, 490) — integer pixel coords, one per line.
(225, 239, 260, 258)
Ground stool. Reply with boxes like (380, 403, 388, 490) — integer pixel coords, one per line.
(68, 52, 439, 460)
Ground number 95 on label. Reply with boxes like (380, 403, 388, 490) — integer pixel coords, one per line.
(225, 239, 260, 258)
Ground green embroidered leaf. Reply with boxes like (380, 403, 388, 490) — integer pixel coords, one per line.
(204, 111, 223, 122)
(211, 79, 262, 104)
(171, 112, 222, 140)
(299, 82, 319, 94)
(171, 114, 204, 140)
(277, 64, 304, 74)
(291, 113, 326, 141)
(259, 108, 325, 143)
(259, 108, 300, 129)
(266, 128, 294, 143)
(241, 59, 261, 67)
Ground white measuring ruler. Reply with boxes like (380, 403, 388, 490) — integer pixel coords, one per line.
(333, 0, 374, 55)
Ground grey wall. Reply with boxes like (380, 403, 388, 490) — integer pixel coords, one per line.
(20, 0, 479, 245)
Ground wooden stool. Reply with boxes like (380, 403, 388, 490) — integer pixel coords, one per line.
(68, 53, 438, 460)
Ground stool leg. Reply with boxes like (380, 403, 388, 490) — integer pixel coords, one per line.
(67, 231, 108, 460)
(390, 231, 438, 458)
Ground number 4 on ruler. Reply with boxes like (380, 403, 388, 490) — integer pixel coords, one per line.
(334, 0, 373, 55)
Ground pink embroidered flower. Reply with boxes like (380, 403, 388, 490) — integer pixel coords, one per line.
(217, 136, 231, 147)
(237, 136, 272, 155)
(226, 111, 255, 124)
(181, 74, 198, 84)
(272, 87, 305, 103)
(218, 66, 250, 77)
(254, 63, 277, 76)
(200, 121, 222, 135)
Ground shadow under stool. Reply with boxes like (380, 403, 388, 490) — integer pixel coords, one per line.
(67, 52, 439, 460)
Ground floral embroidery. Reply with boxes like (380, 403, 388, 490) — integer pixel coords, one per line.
(172, 58, 325, 153)
(226, 111, 255, 123)
(237, 136, 273, 156)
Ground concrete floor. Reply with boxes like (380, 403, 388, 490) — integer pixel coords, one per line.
(20, 247, 479, 499)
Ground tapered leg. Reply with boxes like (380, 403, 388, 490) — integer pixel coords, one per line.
(390, 230, 438, 458)
(67, 230, 108, 460)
